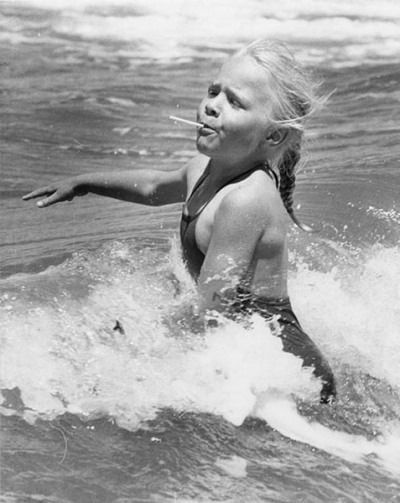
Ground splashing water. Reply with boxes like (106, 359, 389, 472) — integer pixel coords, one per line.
(1, 240, 399, 477)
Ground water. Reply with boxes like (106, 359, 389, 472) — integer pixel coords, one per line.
(1, 1, 400, 501)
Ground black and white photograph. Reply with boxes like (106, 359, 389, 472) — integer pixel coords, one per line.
(1, 1, 400, 501)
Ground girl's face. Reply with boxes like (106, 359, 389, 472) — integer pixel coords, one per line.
(196, 54, 275, 166)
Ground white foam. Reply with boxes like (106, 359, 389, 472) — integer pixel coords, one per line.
(290, 244, 400, 387)
(0, 300, 319, 426)
(215, 455, 248, 478)
(11, 0, 400, 20)
(4, 0, 400, 65)
(257, 395, 400, 475)
(0, 241, 320, 428)
(1, 241, 399, 476)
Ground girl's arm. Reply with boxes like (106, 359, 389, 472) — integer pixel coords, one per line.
(22, 165, 188, 208)
(197, 186, 269, 312)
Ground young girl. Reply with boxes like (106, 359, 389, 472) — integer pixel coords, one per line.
(23, 39, 336, 403)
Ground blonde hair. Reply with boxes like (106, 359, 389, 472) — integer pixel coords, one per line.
(237, 39, 325, 231)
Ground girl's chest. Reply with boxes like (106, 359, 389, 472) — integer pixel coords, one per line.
(190, 186, 235, 255)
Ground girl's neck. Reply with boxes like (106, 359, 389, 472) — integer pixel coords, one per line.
(207, 156, 267, 186)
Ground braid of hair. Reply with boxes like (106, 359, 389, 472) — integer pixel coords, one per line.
(278, 143, 314, 232)
(237, 38, 328, 232)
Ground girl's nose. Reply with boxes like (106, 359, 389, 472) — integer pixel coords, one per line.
(205, 99, 220, 117)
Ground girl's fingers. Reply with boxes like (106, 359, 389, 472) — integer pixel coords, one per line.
(22, 186, 54, 200)
(37, 192, 67, 208)
(23, 184, 76, 207)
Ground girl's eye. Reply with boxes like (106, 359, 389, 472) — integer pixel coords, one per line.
(228, 96, 241, 108)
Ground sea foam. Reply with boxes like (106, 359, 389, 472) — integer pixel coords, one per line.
(1, 241, 399, 475)
(3, 0, 400, 65)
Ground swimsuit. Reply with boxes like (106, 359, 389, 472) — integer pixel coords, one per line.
(181, 161, 278, 279)
(230, 289, 336, 403)
(180, 161, 336, 403)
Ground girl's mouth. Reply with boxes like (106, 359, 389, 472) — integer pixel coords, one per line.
(198, 124, 216, 136)
(200, 121, 217, 132)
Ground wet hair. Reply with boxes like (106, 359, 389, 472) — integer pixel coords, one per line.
(237, 39, 325, 231)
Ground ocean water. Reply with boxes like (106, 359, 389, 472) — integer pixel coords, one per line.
(1, 1, 400, 501)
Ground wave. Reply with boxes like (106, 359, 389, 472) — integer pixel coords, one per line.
(3, 0, 400, 66)
(1, 239, 399, 474)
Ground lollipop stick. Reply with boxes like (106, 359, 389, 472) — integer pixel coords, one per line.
(169, 115, 203, 128)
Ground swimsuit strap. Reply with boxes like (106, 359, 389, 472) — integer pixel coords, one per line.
(183, 161, 278, 224)
(185, 161, 212, 207)
(269, 168, 279, 190)
(181, 162, 212, 224)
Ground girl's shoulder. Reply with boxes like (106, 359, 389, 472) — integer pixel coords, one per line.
(222, 168, 283, 222)
(214, 171, 286, 245)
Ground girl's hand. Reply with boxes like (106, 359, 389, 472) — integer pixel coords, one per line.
(22, 180, 88, 208)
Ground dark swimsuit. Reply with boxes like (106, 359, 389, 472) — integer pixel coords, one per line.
(180, 162, 336, 403)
